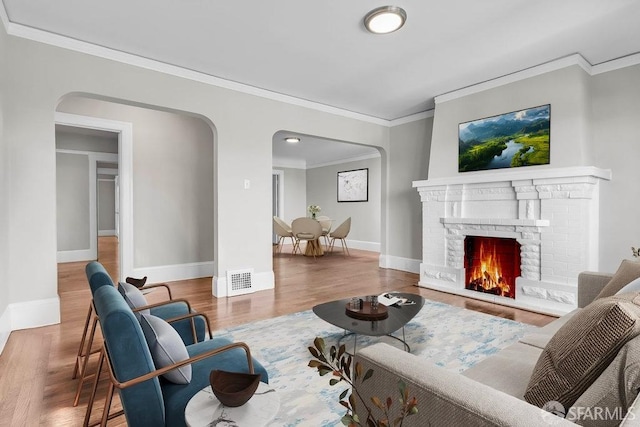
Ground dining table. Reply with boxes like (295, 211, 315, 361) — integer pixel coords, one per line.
(302, 217, 332, 257)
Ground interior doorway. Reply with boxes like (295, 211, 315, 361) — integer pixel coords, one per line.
(272, 170, 284, 244)
(55, 111, 133, 282)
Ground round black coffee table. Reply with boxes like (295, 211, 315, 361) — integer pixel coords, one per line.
(312, 292, 425, 353)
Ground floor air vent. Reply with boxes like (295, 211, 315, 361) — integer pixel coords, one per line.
(226, 268, 254, 296)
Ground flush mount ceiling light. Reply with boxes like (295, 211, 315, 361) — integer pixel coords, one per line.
(364, 6, 407, 34)
(285, 137, 300, 143)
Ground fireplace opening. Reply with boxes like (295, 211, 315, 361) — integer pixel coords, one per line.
(464, 236, 520, 299)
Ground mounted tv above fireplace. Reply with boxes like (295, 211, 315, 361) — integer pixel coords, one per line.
(458, 104, 550, 173)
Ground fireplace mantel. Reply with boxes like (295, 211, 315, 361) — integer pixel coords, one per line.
(413, 166, 611, 315)
(412, 166, 611, 188)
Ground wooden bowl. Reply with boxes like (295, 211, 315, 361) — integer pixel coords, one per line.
(209, 370, 261, 407)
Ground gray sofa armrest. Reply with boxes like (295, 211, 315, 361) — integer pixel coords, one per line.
(354, 343, 576, 426)
(577, 271, 613, 308)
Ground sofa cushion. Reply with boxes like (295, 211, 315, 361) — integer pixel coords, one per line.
(596, 260, 640, 299)
(462, 342, 542, 399)
(519, 308, 581, 350)
(118, 282, 150, 316)
(567, 334, 640, 426)
(140, 313, 192, 384)
(524, 293, 640, 409)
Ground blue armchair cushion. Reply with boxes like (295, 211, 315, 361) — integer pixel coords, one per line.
(118, 282, 151, 317)
(92, 285, 166, 427)
(141, 314, 192, 384)
(161, 337, 270, 427)
(86, 261, 117, 294)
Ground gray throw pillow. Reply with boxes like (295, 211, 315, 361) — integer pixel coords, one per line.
(524, 293, 640, 409)
(596, 260, 640, 299)
(140, 313, 192, 384)
(118, 282, 150, 315)
(615, 277, 640, 296)
(568, 334, 640, 426)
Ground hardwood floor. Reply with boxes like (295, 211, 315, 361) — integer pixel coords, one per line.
(0, 237, 555, 426)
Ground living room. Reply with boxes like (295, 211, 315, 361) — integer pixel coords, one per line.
(1, 2, 640, 426)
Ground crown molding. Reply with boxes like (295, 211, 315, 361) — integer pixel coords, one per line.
(389, 109, 435, 126)
(307, 152, 380, 169)
(2, 18, 392, 126)
(2, 5, 638, 128)
(435, 54, 593, 105)
(591, 52, 640, 75)
(272, 158, 306, 169)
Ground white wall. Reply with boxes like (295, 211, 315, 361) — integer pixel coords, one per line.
(56, 130, 118, 153)
(306, 157, 381, 250)
(56, 152, 90, 251)
(57, 97, 215, 269)
(0, 24, 9, 351)
(97, 178, 116, 234)
(0, 28, 390, 329)
(274, 167, 306, 224)
(55, 129, 119, 261)
(425, 59, 640, 274)
(386, 117, 433, 267)
(590, 64, 640, 271)
(429, 65, 591, 180)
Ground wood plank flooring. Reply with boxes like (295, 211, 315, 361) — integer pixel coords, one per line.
(0, 237, 555, 426)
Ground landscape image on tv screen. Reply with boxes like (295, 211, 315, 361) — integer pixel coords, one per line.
(458, 104, 550, 173)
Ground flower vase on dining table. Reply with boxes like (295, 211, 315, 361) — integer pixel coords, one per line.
(312, 213, 316, 220)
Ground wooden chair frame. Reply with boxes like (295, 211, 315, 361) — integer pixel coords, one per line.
(84, 341, 254, 427)
(329, 236, 350, 255)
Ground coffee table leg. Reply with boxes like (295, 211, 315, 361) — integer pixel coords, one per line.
(337, 331, 358, 354)
(384, 328, 410, 352)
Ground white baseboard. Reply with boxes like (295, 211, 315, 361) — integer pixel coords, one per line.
(345, 239, 380, 252)
(98, 229, 117, 236)
(0, 306, 11, 355)
(213, 270, 275, 298)
(10, 297, 61, 330)
(379, 255, 421, 274)
(131, 261, 215, 284)
(57, 248, 96, 263)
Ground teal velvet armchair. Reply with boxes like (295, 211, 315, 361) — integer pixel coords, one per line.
(85, 283, 269, 427)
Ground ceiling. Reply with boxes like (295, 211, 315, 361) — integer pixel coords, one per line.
(4, 1, 640, 122)
(272, 131, 379, 169)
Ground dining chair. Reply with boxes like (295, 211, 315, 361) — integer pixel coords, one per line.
(273, 216, 295, 253)
(328, 217, 352, 255)
(291, 217, 323, 258)
(316, 215, 333, 248)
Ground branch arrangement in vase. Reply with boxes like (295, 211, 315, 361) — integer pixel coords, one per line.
(308, 337, 418, 426)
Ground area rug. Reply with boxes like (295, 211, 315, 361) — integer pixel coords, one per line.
(214, 298, 536, 426)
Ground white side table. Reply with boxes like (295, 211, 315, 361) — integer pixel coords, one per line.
(185, 382, 279, 427)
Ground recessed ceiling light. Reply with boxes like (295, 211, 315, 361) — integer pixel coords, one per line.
(364, 6, 407, 34)
(285, 137, 300, 143)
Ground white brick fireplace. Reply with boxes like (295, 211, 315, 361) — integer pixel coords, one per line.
(413, 166, 611, 316)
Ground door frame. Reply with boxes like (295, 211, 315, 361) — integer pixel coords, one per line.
(55, 112, 133, 281)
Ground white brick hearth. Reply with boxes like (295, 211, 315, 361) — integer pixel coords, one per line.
(413, 166, 611, 316)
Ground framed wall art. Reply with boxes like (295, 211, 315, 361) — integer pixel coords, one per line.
(337, 168, 368, 202)
(458, 104, 550, 172)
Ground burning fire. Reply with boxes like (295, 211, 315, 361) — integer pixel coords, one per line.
(467, 240, 513, 297)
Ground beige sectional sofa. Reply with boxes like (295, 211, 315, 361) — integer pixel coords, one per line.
(355, 271, 640, 426)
